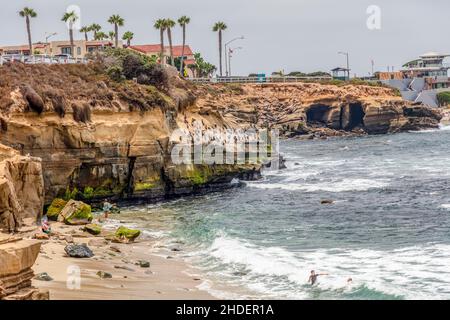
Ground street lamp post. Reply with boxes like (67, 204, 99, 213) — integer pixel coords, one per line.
(338, 51, 350, 80)
(45, 32, 57, 56)
(228, 47, 242, 77)
(225, 36, 244, 76)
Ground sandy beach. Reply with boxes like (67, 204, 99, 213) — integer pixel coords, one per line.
(17, 220, 214, 300)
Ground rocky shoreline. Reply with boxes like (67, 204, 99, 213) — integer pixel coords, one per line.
(0, 62, 443, 300)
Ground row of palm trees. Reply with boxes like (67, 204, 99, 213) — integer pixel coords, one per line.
(18, 7, 229, 76)
(19, 8, 131, 55)
(153, 17, 191, 73)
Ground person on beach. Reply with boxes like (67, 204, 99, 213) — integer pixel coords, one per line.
(103, 200, 113, 219)
(308, 270, 329, 285)
(41, 215, 51, 235)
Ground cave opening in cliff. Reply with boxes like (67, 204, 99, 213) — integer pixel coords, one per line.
(306, 104, 331, 126)
(346, 103, 365, 130)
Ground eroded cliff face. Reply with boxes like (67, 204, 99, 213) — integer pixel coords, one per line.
(193, 83, 442, 137)
(0, 64, 260, 218)
(0, 236, 48, 300)
(0, 145, 44, 232)
(0, 64, 443, 231)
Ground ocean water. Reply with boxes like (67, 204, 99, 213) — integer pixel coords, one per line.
(116, 125, 450, 300)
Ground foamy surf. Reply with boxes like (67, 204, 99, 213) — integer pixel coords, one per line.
(199, 235, 450, 300)
(246, 178, 389, 192)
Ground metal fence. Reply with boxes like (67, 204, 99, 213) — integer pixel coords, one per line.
(0, 54, 88, 65)
(188, 76, 333, 84)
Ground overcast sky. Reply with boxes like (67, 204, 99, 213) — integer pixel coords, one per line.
(2, 0, 449, 76)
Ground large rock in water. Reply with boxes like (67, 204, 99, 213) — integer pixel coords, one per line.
(0, 145, 45, 233)
(58, 200, 93, 225)
(0, 236, 49, 300)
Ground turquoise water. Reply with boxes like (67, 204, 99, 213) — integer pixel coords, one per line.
(117, 126, 450, 299)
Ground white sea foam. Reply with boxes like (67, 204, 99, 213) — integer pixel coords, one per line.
(247, 178, 389, 193)
(203, 235, 450, 299)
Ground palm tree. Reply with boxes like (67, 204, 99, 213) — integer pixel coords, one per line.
(154, 19, 166, 65)
(80, 26, 90, 41)
(178, 16, 191, 75)
(108, 14, 124, 48)
(19, 7, 37, 55)
(122, 31, 134, 47)
(164, 19, 176, 66)
(212, 22, 227, 76)
(94, 31, 108, 41)
(62, 11, 79, 56)
(90, 23, 102, 39)
(108, 31, 116, 42)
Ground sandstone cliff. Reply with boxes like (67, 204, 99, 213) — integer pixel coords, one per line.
(0, 63, 260, 231)
(193, 83, 442, 137)
(0, 236, 48, 300)
(0, 64, 442, 232)
(0, 145, 44, 232)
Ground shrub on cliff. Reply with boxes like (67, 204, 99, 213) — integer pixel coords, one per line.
(437, 92, 450, 106)
(100, 49, 170, 90)
(72, 102, 92, 123)
(21, 85, 44, 114)
(0, 117, 7, 132)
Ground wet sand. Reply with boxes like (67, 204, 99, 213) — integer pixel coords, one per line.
(23, 221, 214, 300)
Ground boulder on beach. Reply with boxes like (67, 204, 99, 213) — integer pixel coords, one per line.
(96, 271, 112, 279)
(136, 260, 150, 268)
(64, 243, 94, 258)
(84, 224, 102, 236)
(46, 198, 67, 221)
(58, 200, 93, 225)
(113, 226, 141, 243)
(34, 272, 53, 282)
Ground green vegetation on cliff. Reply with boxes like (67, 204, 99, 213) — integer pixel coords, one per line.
(437, 92, 450, 106)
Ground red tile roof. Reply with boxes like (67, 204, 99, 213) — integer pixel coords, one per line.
(183, 59, 196, 66)
(86, 41, 114, 47)
(172, 45, 194, 57)
(129, 44, 193, 57)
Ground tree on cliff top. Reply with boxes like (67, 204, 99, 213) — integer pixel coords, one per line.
(89, 23, 102, 39)
(19, 7, 37, 55)
(165, 19, 176, 67)
(80, 26, 90, 41)
(108, 14, 124, 48)
(62, 11, 79, 56)
(122, 31, 134, 47)
(94, 31, 108, 41)
(154, 19, 166, 65)
(213, 22, 227, 77)
(178, 16, 191, 76)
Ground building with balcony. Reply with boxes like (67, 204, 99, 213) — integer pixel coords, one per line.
(378, 52, 450, 107)
(0, 40, 120, 59)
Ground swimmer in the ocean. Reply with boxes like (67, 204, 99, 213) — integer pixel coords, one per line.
(308, 270, 329, 285)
